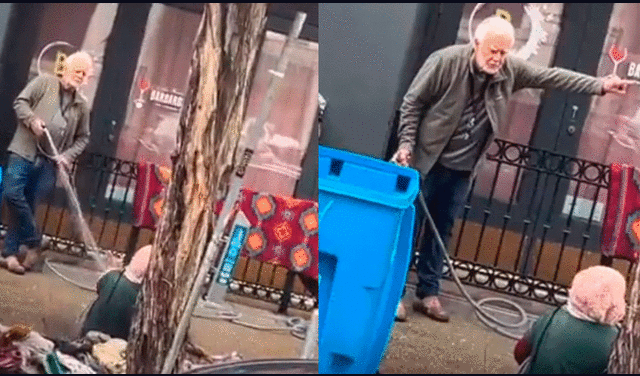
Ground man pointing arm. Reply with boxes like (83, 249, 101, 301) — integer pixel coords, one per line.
(394, 16, 633, 323)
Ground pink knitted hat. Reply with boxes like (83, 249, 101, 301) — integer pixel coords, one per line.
(569, 265, 627, 325)
(124, 245, 153, 284)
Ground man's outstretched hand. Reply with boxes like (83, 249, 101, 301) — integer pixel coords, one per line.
(602, 75, 637, 95)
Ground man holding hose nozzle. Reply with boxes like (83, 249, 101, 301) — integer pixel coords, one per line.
(392, 16, 634, 323)
(1, 52, 93, 275)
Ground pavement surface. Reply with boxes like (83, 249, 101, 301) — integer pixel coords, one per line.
(0, 250, 314, 369)
(0, 249, 555, 374)
(379, 276, 556, 374)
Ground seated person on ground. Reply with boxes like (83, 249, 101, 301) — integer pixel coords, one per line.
(514, 265, 626, 374)
(81, 245, 152, 340)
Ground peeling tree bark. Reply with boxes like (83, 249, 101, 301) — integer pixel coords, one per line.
(126, 4, 267, 373)
(608, 261, 640, 374)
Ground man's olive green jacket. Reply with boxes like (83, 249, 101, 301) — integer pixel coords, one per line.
(7, 74, 90, 162)
(398, 43, 604, 177)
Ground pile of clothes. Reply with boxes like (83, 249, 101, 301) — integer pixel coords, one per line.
(0, 323, 128, 374)
(0, 322, 245, 374)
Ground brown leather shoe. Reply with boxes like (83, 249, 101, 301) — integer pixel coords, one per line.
(414, 296, 449, 323)
(5, 256, 25, 275)
(21, 248, 39, 271)
(395, 301, 407, 322)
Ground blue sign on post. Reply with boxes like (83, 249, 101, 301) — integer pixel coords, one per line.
(217, 225, 247, 286)
(205, 212, 251, 305)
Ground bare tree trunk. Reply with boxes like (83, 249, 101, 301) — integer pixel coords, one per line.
(609, 261, 640, 374)
(126, 4, 267, 373)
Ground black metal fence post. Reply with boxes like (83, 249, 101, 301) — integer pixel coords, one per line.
(600, 255, 614, 266)
(123, 226, 141, 266)
(278, 270, 297, 314)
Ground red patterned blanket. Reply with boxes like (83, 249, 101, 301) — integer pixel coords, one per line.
(133, 162, 318, 280)
(601, 163, 640, 263)
(214, 190, 318, 280)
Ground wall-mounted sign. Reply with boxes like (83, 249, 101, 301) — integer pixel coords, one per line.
(626, 61, 640, 80)
(149, 88, 185, 112)
(37, 41, 75, 77)
(609, 44, 628, 77)
(608, 46, 640, 81)
(495, 8, 512, 23)
(131, 67, 185, 112)
(54, 51, 67, 75)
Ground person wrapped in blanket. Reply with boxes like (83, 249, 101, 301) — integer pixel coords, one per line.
(81, 245, 152, 340)
(514, 265, 626, 373)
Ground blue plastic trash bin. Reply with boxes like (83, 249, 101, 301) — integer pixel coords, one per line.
(318, 146, 420, 374)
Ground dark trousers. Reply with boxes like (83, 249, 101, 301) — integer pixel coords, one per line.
(411, 163, 472, 299)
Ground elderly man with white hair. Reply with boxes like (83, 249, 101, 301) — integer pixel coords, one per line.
(393, 16, 634, 322)
(1, 51, 93, 274)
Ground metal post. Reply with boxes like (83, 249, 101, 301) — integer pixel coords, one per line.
(278, 270, 296, 314)
(600, 254, 614, 267)
(301, 309, 318, 359)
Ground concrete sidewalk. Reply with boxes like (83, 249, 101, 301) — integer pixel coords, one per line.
(379, 276, 556, 374)
(0, 251, 312, 366)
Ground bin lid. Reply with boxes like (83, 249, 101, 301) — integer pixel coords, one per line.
(319, 146, 420, 209)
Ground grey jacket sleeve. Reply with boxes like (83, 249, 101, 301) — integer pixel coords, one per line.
(13, 75, 49, 126)
(511, 56, 604, 95)
(62, 104, 91, 161)
(398, 53, 445, 152)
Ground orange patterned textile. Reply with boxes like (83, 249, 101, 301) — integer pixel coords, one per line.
(601, 163, 640, 263)
(216, 189, 319, 280)
(132, 162, 172, 231)
(133, 162, 318, 279)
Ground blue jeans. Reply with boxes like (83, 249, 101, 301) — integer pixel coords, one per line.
(413, 163, 472, 299)
(2, 152, 57, 257)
